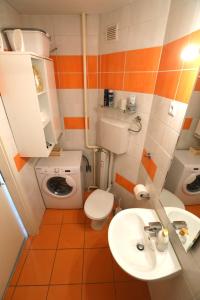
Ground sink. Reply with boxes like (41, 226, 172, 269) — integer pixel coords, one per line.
(108, 208, 181, 281)
(165, 207, 200, 252)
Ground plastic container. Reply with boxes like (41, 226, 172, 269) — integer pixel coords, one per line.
(156, 228, 169, 252)
(4, 29, 50, 57)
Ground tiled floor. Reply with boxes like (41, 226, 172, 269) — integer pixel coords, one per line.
(186, 205, 200, 218)
(4, 208, 151, 300)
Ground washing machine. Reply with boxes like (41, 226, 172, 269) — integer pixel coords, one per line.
(165, 150, 200, 205)
(35, 151, 83, 209)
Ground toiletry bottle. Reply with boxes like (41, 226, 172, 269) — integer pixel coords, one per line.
(127, 95, 136, 112)
(156, 228, 169, 252)
(108, 90, 114, 107)
(179, 227, 188, 244)
(104, 89, 109, 106)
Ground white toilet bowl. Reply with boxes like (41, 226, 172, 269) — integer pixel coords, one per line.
(84, 189, 114, 230)
(160, 189, 185, 209)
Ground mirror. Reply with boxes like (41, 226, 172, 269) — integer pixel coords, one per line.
(160, 73, 200, 252)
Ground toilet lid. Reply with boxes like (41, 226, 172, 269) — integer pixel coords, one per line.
(160, 189, 185, 209)
(84, 189, 114, 220)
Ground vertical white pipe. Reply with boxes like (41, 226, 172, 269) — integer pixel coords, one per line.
(107, 152, 114, 191)
(81, 12, 99, 188)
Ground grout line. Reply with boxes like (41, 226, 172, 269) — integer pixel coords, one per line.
(81, 215, 87, 299)
(45, 212, 63, 300)
(9, 238, 33, 299)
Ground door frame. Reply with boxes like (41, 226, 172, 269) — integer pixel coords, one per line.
(0, 136, 38, 235)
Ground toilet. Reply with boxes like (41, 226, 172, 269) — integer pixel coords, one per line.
(160, 188, 185, 209)
(84, 189, 114, 230)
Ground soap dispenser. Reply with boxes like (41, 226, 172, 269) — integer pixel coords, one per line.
(156, 228, 169, 252)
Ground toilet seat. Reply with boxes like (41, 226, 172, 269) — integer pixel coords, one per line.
(160, 189, 185, 210)
(84, 189, 114, 220)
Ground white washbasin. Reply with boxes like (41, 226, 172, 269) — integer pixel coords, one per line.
(165, 207, 200, 252)
(108, 208, 181, 281)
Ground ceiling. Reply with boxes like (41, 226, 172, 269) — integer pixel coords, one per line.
(7, 0, 132, 14)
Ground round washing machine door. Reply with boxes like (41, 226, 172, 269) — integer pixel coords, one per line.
(182, 173, 200, 195)
(42, 175, 77, 198)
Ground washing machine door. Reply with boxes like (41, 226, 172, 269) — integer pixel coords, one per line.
(182, 173, 200, 195)
(42, 175, 77, 198)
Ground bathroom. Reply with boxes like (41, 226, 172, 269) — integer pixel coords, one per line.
(1, 0, 200, 299)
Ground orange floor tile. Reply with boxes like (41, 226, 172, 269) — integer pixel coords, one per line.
(186, 205, 200, 218)
(4, 208, 151, 300)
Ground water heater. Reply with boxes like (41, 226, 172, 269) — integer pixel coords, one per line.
(97, 117, 129, 154)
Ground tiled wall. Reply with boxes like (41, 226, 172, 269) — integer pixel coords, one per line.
(139, 28, 200, 196)
(98, 0, 170, 207)
(0, 1, 45, 234)
(21, 14, 99, 187)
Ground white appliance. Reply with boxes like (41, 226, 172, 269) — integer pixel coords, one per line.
(165, 150, 200, 205)
(35, 151, 83, 208)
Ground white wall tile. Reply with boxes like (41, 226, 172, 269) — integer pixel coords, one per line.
(164, 0, 200, 43)
(0, 0, 21, 29)
(54, 35, 82, 55)
(21, 15, 54, 37)
(52, 15, 81, 36)
(87, 14, 99, 35)
(130, 0, 170, 25)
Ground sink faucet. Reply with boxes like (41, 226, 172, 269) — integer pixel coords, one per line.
(144, 222, 162, 237)
(172, 221, 187, 230)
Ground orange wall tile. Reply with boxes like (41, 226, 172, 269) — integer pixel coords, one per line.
(175, 69, 198, 103)
(183, 29, 200, 69)
(59, 73, 83, 89)
(87, 74, 98, 89)
(87, 56, 98, 73)
(141, 149, 157, 181)
(194, 76, 200, 91)
(100, 52, 125, 72)
(155, 71, 180, 99)
(123, 72, 157, 94)
(115, 173, 135, 193)
(64, 117, 89, 129)
(14, 154, 29, 172)
(100, 73, 124, 90)
(56, 56, 83, 72)
(125, 47, 162, 71)
(159, 36, 189, 71)
(182, 117, 193, 129)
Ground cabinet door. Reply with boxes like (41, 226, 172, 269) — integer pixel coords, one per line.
(44, 60, 62, 141)
(0, 173, 26, 297)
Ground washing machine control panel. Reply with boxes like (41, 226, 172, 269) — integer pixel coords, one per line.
(54, 168, 60, 173)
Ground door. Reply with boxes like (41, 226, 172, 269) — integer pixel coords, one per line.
(0, 173, 27, 298)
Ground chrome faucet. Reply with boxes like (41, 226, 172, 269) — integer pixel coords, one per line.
(144, 222, 162, 237)
(172, 220, 187, 230)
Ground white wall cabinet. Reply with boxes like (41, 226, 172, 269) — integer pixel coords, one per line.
(0, 52, 61, 157)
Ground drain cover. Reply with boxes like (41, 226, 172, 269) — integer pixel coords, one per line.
(136, 243, 144, 251)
